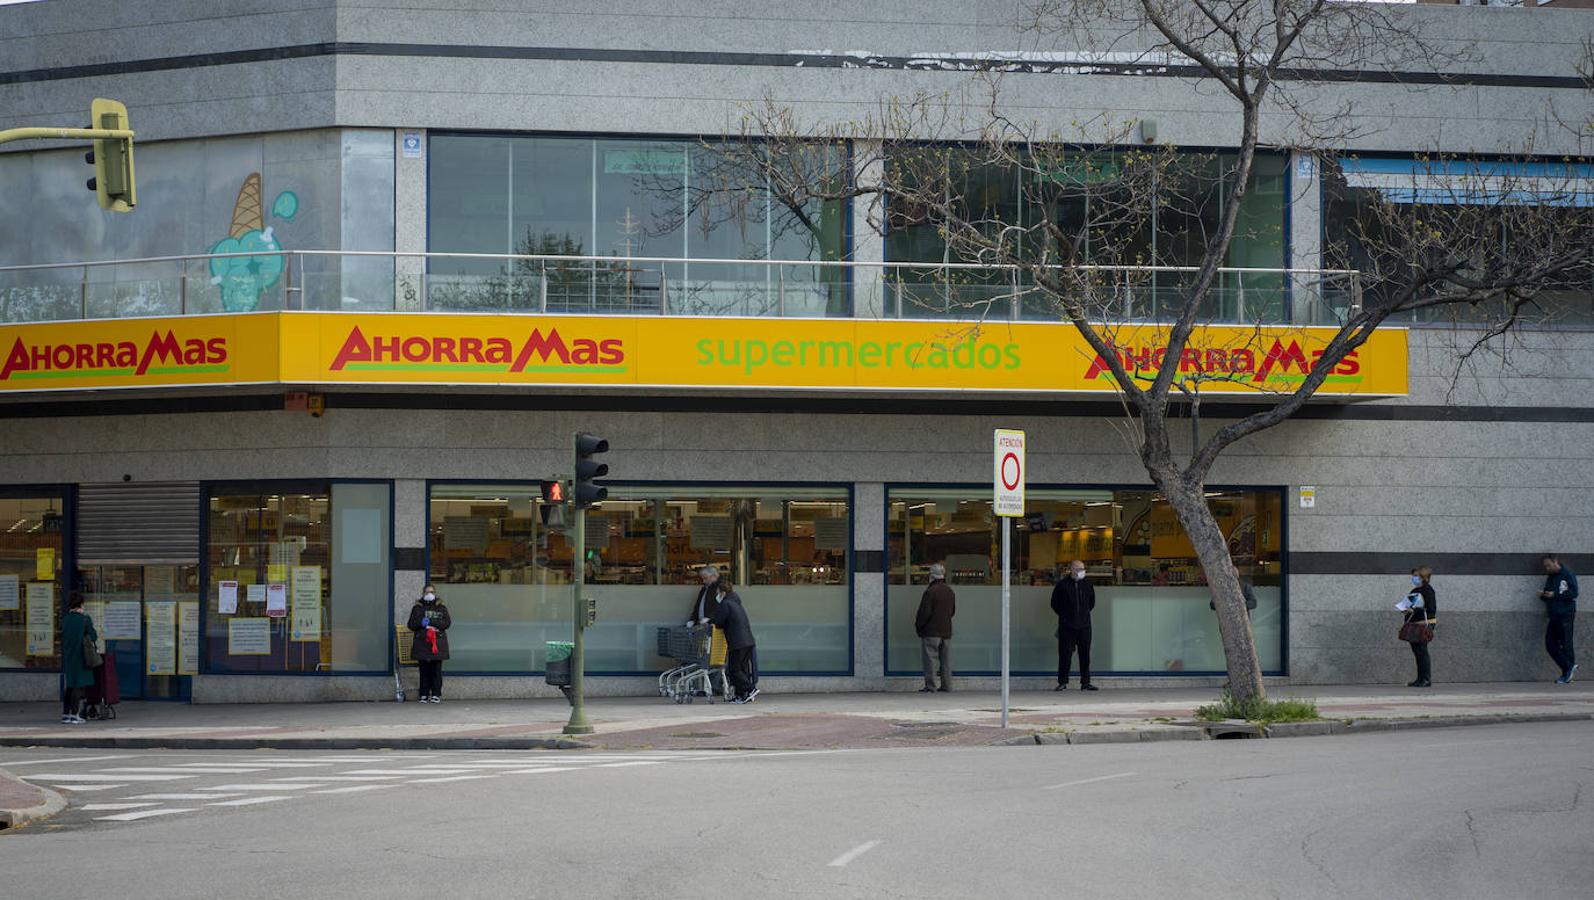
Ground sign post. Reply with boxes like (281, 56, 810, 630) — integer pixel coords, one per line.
(993, 428, 1026, 729)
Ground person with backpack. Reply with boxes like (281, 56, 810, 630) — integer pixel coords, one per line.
(60, 592, 98, 724)
(407, 583, 452, 702)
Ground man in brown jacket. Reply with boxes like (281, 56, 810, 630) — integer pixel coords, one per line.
(916, 563, 956, 692)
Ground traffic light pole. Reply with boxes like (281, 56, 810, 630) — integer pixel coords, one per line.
(0, 126, 133, 147)
(563, 502, 593, 735)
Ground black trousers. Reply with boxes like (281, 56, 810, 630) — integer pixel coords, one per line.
(1409, 640, 1432, 683)
(726, 646, 757, 698)
(1546, 613, 1577, 674)
(1057, 626, 1092, 685)
(62, 685, 82, 716)
(418, 660, 444, 698)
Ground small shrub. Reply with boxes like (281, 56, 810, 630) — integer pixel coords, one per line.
(1195, 691, 1319, 724)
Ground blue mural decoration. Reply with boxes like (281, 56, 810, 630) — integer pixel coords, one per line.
(208, 173, 298, 312)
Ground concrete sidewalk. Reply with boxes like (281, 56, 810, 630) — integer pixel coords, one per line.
(1, 682, 1590, 754)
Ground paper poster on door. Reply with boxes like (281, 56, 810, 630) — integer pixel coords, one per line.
(145, 601, 177, 676)
(102, 600, 142, 640)
(178, 601, 200, 675)
(266, 583, 287, 617)
(0, 574, 18, 610)
(35, 547, 54, 580)
(290, 566, 321, 642)
(25, 583, 54, 656)
(81, 600, 108, 653)
(144, 566, 177, 597)
(228, 617, 271, 655)
(218, 580, 239, 614)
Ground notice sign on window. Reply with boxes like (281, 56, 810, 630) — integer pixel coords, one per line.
(228, 617, 272, 655)
(290, 566, 321, 642)
(145, 601, 177, 676)
(266, 583, 288, 618)
(25, 583, 53, 656)
(102, 600, 143, 640)
(218, 580, 239, 615)
(0, 574, 18, 611)
(689, 516, 734, 551)
(35, 547, 54, 580)
(178, 601, 200, 675)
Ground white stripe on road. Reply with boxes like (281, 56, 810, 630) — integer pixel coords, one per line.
(207, 797, 289, 807)
(198, 783, 329, 791)
(270, 774, 400, 782)
(95, 808, 196, 822)
(591, 761, 664, 769)
(1042, 772, 1138, 791)
(405, 774, 497, 784)
(106, 767, 268, 774)
(505, 767, 578, 775)
(341, 769, 475, 776)
(43, 784, 128, 792)
(81, 803, 161, 811)
(23, 773, 195, 782)
(0, 755, 125, 766)
(828, 841, 883, 868)
(128, 793, 244, 801)
(311, 784, 401, 795)
(179, 761, 330, 768)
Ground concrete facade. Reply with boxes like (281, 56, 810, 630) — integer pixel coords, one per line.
(1, 1, 1590, 701)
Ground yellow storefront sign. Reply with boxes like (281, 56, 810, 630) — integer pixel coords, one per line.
(1, 312, 1408, 397)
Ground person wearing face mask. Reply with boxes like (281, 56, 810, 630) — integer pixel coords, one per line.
(1400, 566, 1437, 688)
(1050, 559, 1097, 691)
(407, 583, 452, 702)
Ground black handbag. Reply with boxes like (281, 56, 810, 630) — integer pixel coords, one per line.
(81, 632, 103, 668)
(1399, 620, 1434, 644)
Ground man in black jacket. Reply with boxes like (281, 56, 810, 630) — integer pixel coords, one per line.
(915, 563, 956, 692)
(1051, 559, 1097, 690)
(1540, 554, 1579, 684)
(710, 579, 759, 703)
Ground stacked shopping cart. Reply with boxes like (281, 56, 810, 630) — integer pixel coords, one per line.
(656, 625, 728, 703)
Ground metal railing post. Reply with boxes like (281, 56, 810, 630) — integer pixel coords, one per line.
(659, 269, 669, 315)
(179, 261, 188, 315)
(80, 265, 88, 319)
(539, 261, 548, 313)
(1236, 270, 1246, 323)
(777, 265, 786, 317)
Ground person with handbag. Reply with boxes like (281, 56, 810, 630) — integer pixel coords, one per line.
(60, 591, 100, 724)
(407, 584, 452, 703)
(1400, 566, 1437, 688)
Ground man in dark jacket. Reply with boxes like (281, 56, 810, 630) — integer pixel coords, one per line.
(1540, 554, 1579, 683)
(710, 579, 758, 703)
(685, 565, 721, 625)
(1051, 559, 1097, 690)
(915, 563, 956, 692)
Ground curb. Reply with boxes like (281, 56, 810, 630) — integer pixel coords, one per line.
(0, 736, 594, 752)
(1008, 711, 1594, 746)
(0, 769, 66, 831)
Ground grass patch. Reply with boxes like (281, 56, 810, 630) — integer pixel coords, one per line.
(1195, 691, 1320, 725)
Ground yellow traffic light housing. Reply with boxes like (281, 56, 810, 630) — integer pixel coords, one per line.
(85, 98, 135, 212)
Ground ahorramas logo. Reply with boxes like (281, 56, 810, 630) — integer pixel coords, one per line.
(1083, 339, 1360, 384)
(0, 331, 228, 381)
(327, 326, 624, 373)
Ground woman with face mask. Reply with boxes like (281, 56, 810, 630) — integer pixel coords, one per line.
(407, 583, 452, 702)
(1401, 567, 1437, 688)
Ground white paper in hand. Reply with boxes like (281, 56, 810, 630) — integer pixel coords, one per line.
(1395, 598, 1413, 612)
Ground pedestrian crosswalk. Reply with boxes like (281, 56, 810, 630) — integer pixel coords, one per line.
(6, 749, 760, 827)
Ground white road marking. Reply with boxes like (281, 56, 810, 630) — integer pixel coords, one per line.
(198, 783, 330, 792)
(405, 774, 496, 784)
(0, 755, 125, 766)
(270, 774, 400, 782)
(341, 768, 475, 776)
(505, 767, 578, 775)
(22, 773, 195, 782)
(828, 841, 883, 868)
(129, 793, 245, 801)
(592, 761, 664, 768)
(311, 784, 401, 795)
(95, 808, 196, 822)
(1042, 772, 1138, 791)
(43, 784, 128, 792)
(105, 767, 268, 774)
(182, 761, 330, 768)
(81, 803, 161, 811)
(207, 797, 288, 807)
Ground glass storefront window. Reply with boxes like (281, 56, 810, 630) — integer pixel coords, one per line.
(427, 135, 850, 317)
(204, 483, 390, 674)
(886, 487, 1283, 675)
(81, 564, 199, 699)
(0, 492, 67, 670)
(429, 484, 850, 674)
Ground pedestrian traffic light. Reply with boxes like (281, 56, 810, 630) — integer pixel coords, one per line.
(573, 432, 609, 509)
(83, 98, 135, 212)
(539, 479, 567, 528)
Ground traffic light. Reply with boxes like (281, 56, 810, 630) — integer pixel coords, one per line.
(573, 432, 609, 509)
(84, 98, 135, 212)
(539, 479, 567, 528)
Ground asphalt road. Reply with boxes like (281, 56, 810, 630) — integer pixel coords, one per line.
(2, 721, 1591, 899)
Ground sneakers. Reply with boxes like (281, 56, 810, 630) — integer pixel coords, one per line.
(419, 695, 442, 703)
(60, 714, 85, 724)
(430, 696, 443, 703)
(1408, 679, 1431, 688)
(744, 688, 759, 703)
(1080, 684, 1099, 692)
(918, 686, 935, 693)
(1559, 664, 1579, 685)
(1055, 683, 1068, 691)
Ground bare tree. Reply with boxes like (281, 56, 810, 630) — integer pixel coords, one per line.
(673, 1, 1592, 700)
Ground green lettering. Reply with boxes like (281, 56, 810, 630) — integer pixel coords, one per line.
(1004, 344, 1021, 370)
(799, 340, 815, 366)
(745, 340, 769, 375)
(978, 344, 1001, 368)
(885, 342, 901, 367)
(904, 342, 924, 369)
(696, 338, 712, 365)
(858, 342, 882, 368)
(953, 338, 977, 368)
(927, 342, 950, 369)
(772, 340, 795, 367)
(819, 341, 853, 367)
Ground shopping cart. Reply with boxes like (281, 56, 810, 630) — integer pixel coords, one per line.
(656, 625, 728, 703)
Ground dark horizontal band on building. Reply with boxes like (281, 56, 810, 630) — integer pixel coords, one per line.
(1291, 552, 1592, 577)
(4, 391, 1594, 424)
(0, 42, 1583, 90)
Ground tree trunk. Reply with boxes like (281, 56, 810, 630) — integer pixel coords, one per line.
(1161, 481, 1266, 703)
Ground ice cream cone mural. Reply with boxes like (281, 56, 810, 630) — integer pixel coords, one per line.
(208, 173, 298, 312)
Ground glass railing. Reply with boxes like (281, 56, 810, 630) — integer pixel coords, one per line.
(0, 251, 1364, 327)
